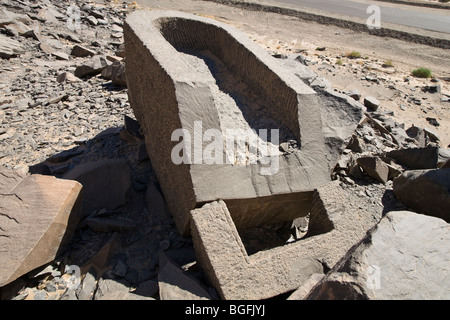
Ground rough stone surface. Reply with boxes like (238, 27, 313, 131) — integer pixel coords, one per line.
(158, 251, 212, 300)
(306, 211, 450, 300)
(95, 278, 154, 300)
(190, 180, 382, 300)
(74, 55, 111, 78)
(387, 146, 439, 169)
(357, 156, 389, 183)
(314, 87, 365, 172)
(124, 10, 365, 235)
(393, 168, 450, 222)
(63, 159, 131, 215)
(0, 166, 82, 287)
(364, 96, 380, 111)
(71, 45, 96, 58)
(101, 61, 127, 87)
(0, 33, 25, 58)
(287, 274, 325, 300)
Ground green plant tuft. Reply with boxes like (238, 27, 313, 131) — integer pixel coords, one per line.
(412, 67, 432, 78)
(346, 51, 361, 59)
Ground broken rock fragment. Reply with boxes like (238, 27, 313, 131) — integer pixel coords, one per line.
(74, 55, 111, 78)
(387, 146, 439, 169)
(158, 251, 212, 300)
(0, 166, 82, 287)
(393, 168, 450, 222)
(101, 61, 127, 87)
(306, 211, 450, 300)
(364, 96, 380, 111)
(0, 34, 25, 58)
(71, 45, 96, 58)
(357, 156, 389, 183)
(63, 159, 131, 215)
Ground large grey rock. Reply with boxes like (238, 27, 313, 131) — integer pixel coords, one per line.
(76, 269, 97, 300)
(0, 8, 17, 26)
(387, 146, 439, 169)
(0, 167, 82, 287)
(306, 211, 450, 300)
(0, 8, 32, 27)
(393, 168, 450, 222)
(63, 159, 131, 215)
(315, 88, 365, 172)
(124, 10, 337, 235)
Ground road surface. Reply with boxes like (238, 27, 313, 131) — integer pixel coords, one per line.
(260, 0, 450, 33)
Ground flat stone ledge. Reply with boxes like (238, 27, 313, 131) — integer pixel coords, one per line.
(190, 181, 382, 299)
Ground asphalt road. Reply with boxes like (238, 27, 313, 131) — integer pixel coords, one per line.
(263, 0, 450, 33)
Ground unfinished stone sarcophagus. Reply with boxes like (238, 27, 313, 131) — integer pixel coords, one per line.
(124, 10, 334, 236)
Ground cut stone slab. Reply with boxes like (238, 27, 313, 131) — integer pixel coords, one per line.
(125, 10, 335, 235)
(158, 251, 212, 300)
(393, 168, 450, 223)
(0, 166, 82, 287)
(63, 159, 131, 215)
(306, 211, 450, 300)
(190, 181, 382, 300)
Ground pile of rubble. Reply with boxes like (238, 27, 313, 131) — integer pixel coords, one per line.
(0, 0, 130, 170)
(0, 0, 449, 300)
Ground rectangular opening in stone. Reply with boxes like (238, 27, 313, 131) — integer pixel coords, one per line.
(155, 17, 302, 149)
(237, 206, 334, 256)
(125, 11, 331, 236)
(232, 188, 336, 256)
